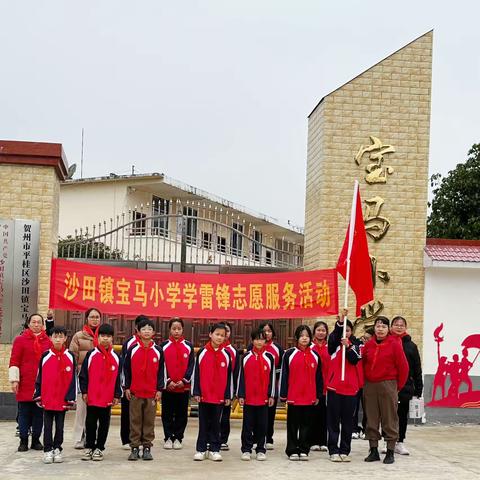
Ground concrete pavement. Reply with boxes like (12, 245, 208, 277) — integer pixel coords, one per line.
(0, 415, 479, 480)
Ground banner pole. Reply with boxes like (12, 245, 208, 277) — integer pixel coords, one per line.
(341, 180, 359, 381)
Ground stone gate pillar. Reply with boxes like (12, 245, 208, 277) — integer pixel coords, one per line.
(0, 140, 68, 418)
(304, 31, 433, 351)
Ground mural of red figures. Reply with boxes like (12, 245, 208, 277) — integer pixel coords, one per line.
(428, 324, 480, 408)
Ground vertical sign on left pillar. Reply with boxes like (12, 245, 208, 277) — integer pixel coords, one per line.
(0, 219, 40, 342)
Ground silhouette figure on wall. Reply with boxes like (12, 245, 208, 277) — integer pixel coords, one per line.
(428, 325, 480, 408)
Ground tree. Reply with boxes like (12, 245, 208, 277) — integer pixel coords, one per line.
(58, 235, 123, 259)
(427, 144, 480, 239)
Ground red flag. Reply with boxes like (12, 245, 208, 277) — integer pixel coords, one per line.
(336, 182, 374, 316)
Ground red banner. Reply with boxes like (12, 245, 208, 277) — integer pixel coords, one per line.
(50, 259, 338, 319)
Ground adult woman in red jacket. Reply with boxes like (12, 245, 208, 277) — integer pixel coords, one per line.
(9, 313, 52, 451)
(362, 316, 409, 464)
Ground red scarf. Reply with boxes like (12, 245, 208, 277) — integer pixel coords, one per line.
(83, 324, 99, 347)
(393, 331, 409, 338)
(253, 347, 268, 396)
(169, 336, 185, 371)
(204, 342, 224, 397)
(138, 340, 154, 374)
(98, 344, 116, 383)
(25, 329, 47, 361)
(313, 338, 327, 347)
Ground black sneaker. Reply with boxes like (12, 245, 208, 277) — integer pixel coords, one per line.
(383, 449, 395, 464)
(364, 447, 380, 462)
(18, 438, 29, 452)
(128, 447, 140, 461)
(142, 447, 153, 461)
(30, 437, 43, 451)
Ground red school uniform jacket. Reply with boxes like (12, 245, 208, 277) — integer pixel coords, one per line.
(223, 341, 240, 385)
(362, 334, 409, 390)
(79, 346, 122, 407)
(33, 348, 76, 411)
(236, 349, 276, 406)
(192, 343, 233, 404)
(123, 341, 165, 398)
(159, 337, 194, 393)
(312, 340, 331, 396)
(9, 329, 52, 402)
(279, 346, 323, 405)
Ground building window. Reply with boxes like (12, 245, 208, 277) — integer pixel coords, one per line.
(251, 230, 262, 262)
(217, 235, 227, 253)
(265, 250, 272, 265)
(231, 222, 243, 256)
(152, 196, 169, 237)
(202, 232, 212, 250)
(131, 211, 146, 235)
(183, 206, 198, 245)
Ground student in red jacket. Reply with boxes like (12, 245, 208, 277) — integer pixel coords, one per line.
(159, 318, 194, 450)
(258, 321, 284, 450)
(220, 322, 239, 451)
(79, 324, 122, 462)
(237, 329, 276, 461)
(362, 316, 409, 465)
(326, 318, 363, 462)
(280, 325, 323, 461)
(34, 326, 76, 464)
(9, 313, 52, 452)
(120, 315, 145, 449)
(124, 317, 164, 461)
(310, 320, 330, 452)
(192, 323, 233, 462)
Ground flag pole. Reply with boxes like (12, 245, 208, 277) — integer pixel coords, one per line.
(342, 180, 359, 381)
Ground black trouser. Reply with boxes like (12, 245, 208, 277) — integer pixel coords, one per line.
(267, 397, 277, 444)
(220, 403, 231, 444)
(241, 405, 268, 454)
(196, 403, 223, 453)
(85, 406, 111, 451)
(286, 405, 314, 456)
(398, 398, 410, 442)
(120, 395, 130, 445)
(327, 390, 356, 456)
(43, 410, 66, 452)
(352, 389, 363, 433)
(162, 391, 189, 442)
(309, 395, 327, 446)
(18, 401, 43, 440)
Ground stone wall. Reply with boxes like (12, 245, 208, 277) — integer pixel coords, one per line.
(304, 31, 433, 351)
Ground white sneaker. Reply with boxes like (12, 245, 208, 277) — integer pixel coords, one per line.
(360, 432, 366, 440)
(381, 443, 387, 454)
(193, 451, 206, 461)
(209, 451, 223, 462)
(92, 448, 104, 461)
(173, 439, 182, 450)
(395, 442, 410, 455)
(74, 440, 85, 450)
(220, 443, 229, 451)
(310, 445, 321, 451)
(53, 448, 63, 463)
(256, 452, 266, 461)
(82, 449, 93, 461)
(352, 432, 360, 439)
(320, 445, 328, 452)
(330, 454, 342, 462)
(265, 443, 274, 450)
(299, 453, 309, 461)
(241, 452, 251, 461)
(289, 453, 300, 461)
(43, 450, 54, 464)
(164, 439, 173, 450)
(122, 444, 131, 451)
(340, 454, 351, 462)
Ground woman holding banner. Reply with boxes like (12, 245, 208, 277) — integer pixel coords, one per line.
(69, 308, 102, 449)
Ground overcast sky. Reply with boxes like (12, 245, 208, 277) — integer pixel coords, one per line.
(1, 1, 479, 227)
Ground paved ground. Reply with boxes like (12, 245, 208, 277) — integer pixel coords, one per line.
(0, 415, 479, 480)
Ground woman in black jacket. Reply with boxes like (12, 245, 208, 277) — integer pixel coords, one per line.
(390, 316, 423, 455)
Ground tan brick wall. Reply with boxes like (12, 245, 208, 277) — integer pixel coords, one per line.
(0, 164, 60, 391)
(0, 345, 12, 392)
(304, 32, 433, 352)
